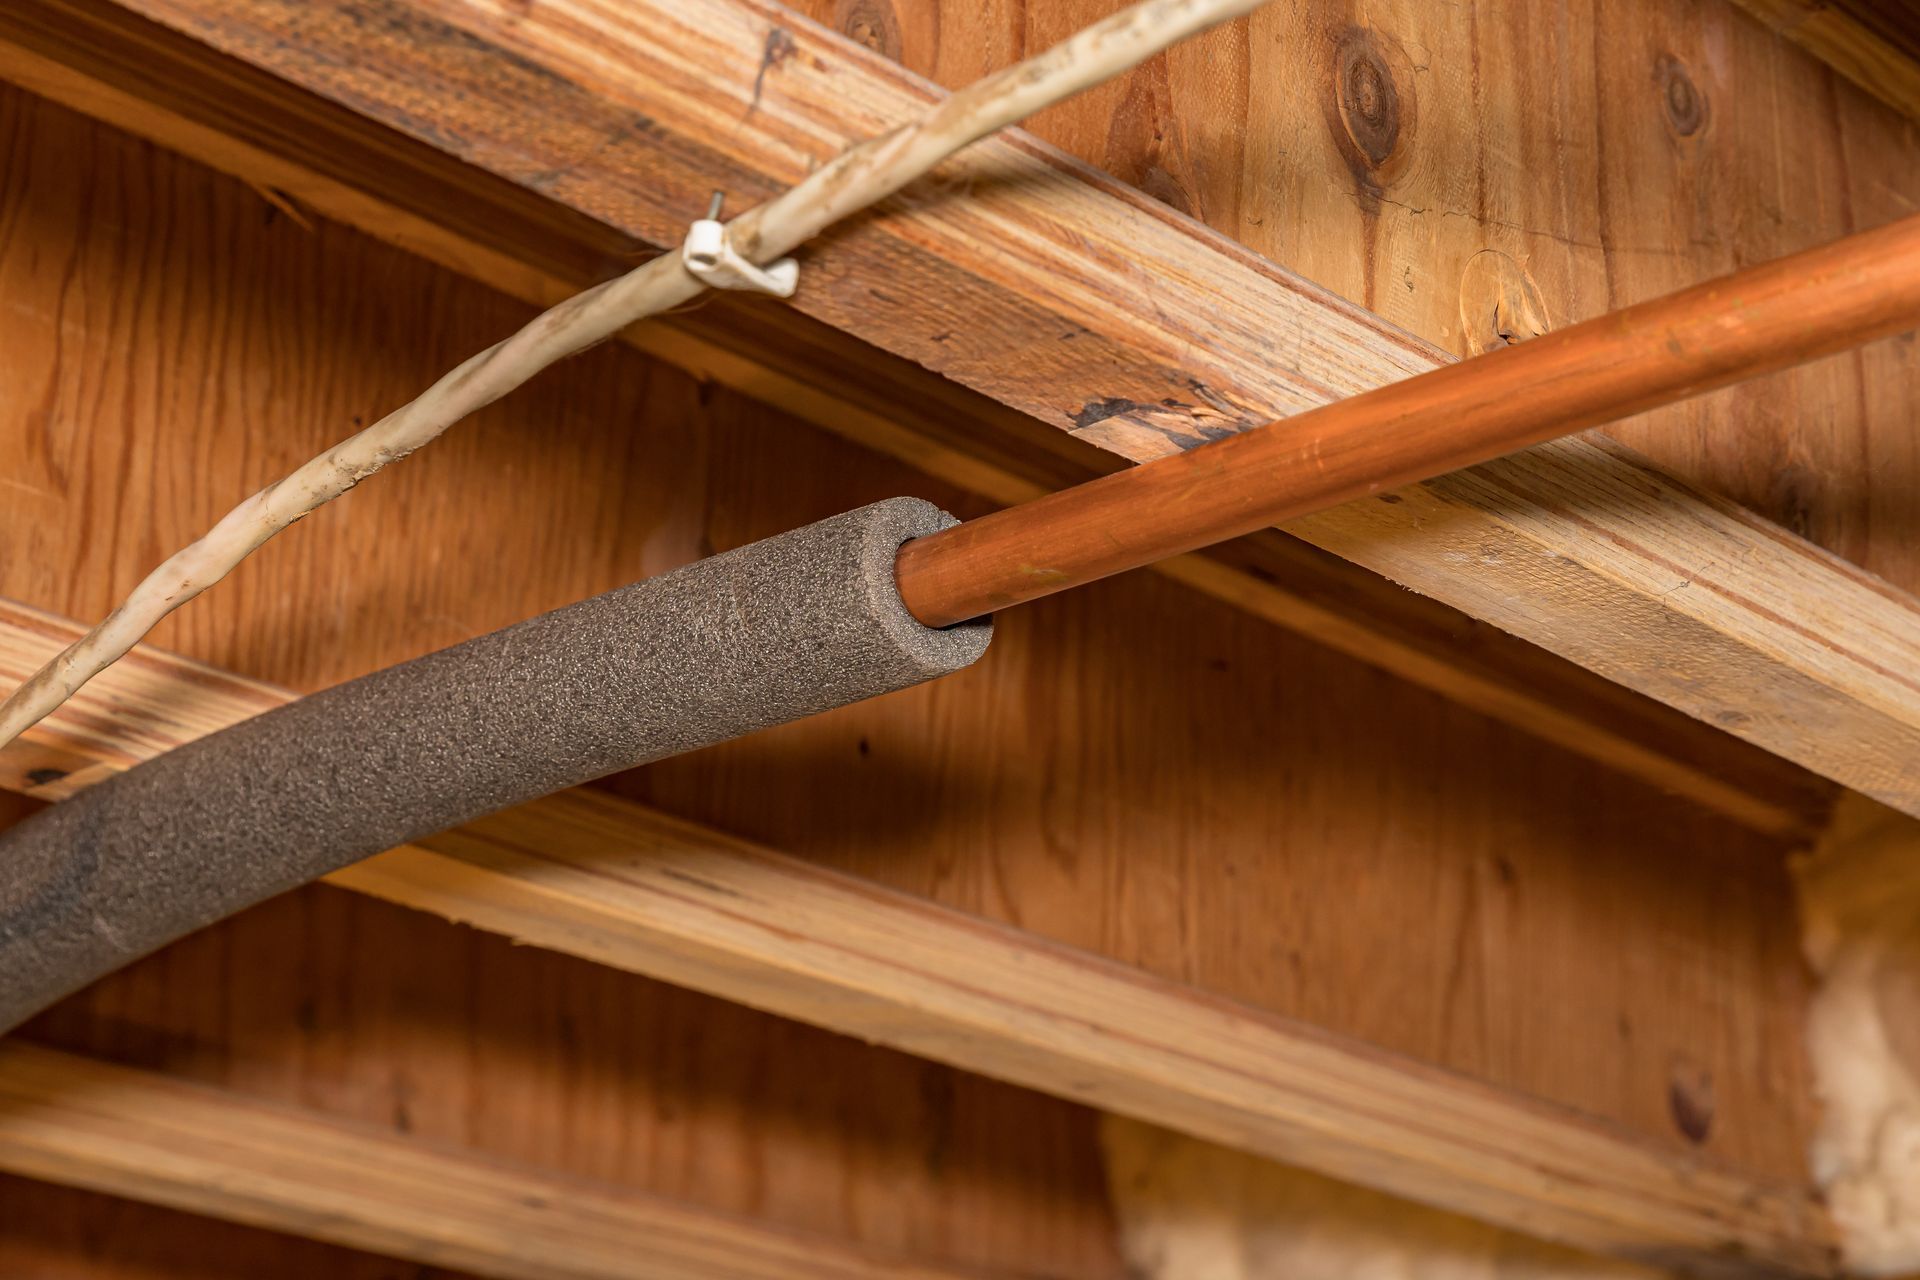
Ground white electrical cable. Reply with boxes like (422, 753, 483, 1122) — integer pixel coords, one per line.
(0, 0, 1263, 751)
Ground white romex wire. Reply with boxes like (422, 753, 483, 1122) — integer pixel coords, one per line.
(0, 0, 1264, 750)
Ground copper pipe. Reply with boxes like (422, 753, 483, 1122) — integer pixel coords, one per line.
(897, 213, 1920, 627)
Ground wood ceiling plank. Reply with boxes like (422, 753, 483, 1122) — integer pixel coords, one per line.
(0, 598, 1840, 1277)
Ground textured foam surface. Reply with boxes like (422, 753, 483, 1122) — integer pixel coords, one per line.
(0, 498, 989, 1031)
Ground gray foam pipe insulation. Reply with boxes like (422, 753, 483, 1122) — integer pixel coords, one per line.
(0, 498, 990, 1032)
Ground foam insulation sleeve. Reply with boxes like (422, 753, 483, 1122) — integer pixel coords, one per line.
(0, 498, 990, 1031)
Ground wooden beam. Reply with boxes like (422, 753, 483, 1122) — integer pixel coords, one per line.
(0, 0, 1844, 838)
(0, 598, 1838, 1277)
(0, 1040, 987, 1280)
(1731, 0, 1920, 122)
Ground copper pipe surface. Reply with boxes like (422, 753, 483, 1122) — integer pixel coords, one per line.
(897, 213, 1920, 627)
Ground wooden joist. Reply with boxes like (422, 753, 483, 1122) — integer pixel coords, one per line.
(0, 599, 1839, 1277)
(1732, 0, 1920, 122)
(0, 0, 1854, 837)
(0, 1040, 983, 1280)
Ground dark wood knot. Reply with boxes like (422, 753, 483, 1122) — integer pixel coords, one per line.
(1656, 53, 1708, 139)
(835, 0, 903, 62)
(1326, 27, 1417, 197)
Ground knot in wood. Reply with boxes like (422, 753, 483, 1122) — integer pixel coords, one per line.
(1656, 53, 1709, 139)
(1325, 26, 1417, 197)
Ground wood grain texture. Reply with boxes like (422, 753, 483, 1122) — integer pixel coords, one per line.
(0, 1041, 1011, 1280)
(0, 3, 1897, 1273)
(0, 597, 1836, 1276)
(0, 1172, 481, 1279)
(0, 78, 1822, 1202)
(6, 850, 1124, 1280)
(8, 0, 1913, 816)
(0, 0, 1836, 839)
(1731, 0, 1920, 120)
